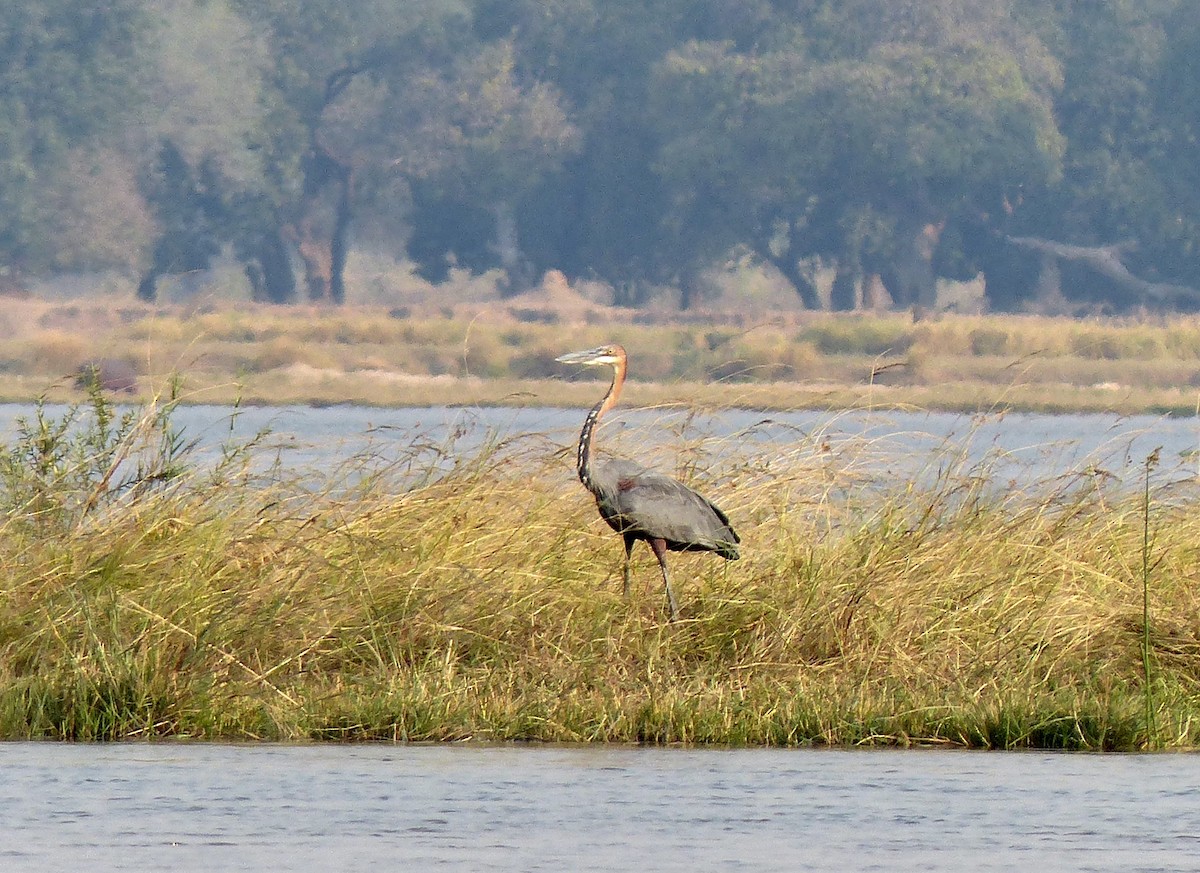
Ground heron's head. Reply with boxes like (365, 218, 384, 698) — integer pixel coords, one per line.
(555, 344, 626, 368)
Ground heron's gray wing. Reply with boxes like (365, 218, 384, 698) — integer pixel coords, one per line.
(592, 459, 739, 558)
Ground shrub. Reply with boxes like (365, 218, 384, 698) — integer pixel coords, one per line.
(968, 327, 1010, 356)
(802, 318, 914, 356)
(0, 380, 191, 534)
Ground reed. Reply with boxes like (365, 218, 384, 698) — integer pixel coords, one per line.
(1141, 449, 1162, 750)
(2, 390, 1200, 748)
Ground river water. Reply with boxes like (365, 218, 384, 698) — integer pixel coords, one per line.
(2, 403, 1197, 488)
(3, 743, 1200, 872)
(4, 406, 1200, 871)
(170, 404, 1200, 478)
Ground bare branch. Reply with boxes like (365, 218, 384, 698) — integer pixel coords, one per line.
(1006, 235, 1200, 305)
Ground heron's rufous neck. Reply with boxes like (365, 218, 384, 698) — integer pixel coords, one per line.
(576, 356, 625, 492)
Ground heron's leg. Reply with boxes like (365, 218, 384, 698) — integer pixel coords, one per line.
(648, 538, 679, 622)
(622, 533, 636, 597)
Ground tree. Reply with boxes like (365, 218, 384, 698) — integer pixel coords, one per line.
(478, 0, 725, 304)
(647, 6, 1064, 310)
(218, 0, 580, 302)
(384, 39, 579, 295)
(222, 0, 450, 303)
(0, 0, 153, 274)
(1156, 0, 1200, 287)
(136, 141, 223, 301)
(993, 0, 1200, 310)
(8, 0, 1200, 317)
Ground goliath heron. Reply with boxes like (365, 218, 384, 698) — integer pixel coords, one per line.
(556, 343, 740, 621)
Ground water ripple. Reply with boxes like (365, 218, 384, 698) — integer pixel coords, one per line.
(3, 745, 1200, 872)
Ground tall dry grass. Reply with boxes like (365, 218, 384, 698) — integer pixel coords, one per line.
(7, 297, 1200, 412)
(2, 389, 1199, 748)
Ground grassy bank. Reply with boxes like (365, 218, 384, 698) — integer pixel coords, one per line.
(2, 390, 1199, 749)
(6, 296, 1200, 413)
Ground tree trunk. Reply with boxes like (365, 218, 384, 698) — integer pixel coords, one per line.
(1032, 252, 1065, 312)
(136, 272, 158, 302)
(678, 265, 704, 310)
(253, 227, 296, 304)
(830, 264, 858, 311)
(288, 138, 353, 303)
(285, 219, 335, 301)
(329, 170, 353, 305)
(492, 201, 532, 296)
(768, 252, 821, 309)
(1005, 235, 1200, 307)
(884, 220, 943, 308)
(751, 220, 822, 309)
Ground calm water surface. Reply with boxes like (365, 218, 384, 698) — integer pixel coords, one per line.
(4, 407, 1199, 870)
(2, 403, 1198, 486)
(3, 744, 1199, 872)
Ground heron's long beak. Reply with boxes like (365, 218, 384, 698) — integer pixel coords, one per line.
(555, 347, 611, 365)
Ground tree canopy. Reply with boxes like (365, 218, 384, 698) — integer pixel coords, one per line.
(5, 0, 1200, 312)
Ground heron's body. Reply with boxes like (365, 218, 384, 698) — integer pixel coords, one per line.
(556, 344, 739, 620)
(589, 457, 739, 559)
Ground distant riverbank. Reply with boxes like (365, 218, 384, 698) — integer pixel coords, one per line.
(4, 297, 1200, 414)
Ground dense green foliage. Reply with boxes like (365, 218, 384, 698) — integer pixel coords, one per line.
(5, 0, 1200, 311)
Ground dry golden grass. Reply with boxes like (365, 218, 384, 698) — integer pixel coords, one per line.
(1, 390, 1198, 748)
(2, 296, 1200, 413)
